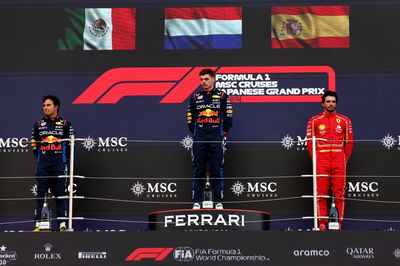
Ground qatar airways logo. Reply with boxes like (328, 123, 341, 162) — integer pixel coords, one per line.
(73, 66, 335, 104)
(346, 247, 374, 259)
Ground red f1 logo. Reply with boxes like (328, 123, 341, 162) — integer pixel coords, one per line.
(125, 248, 174, 261)
(73, 66, 335, 104)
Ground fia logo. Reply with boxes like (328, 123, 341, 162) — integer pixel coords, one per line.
(174, 247, 194, 262)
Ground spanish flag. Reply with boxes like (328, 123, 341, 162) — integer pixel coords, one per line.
(271, 6, 349, 48)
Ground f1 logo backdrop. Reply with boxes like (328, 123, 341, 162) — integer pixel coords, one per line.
(73, 66, 335, 104)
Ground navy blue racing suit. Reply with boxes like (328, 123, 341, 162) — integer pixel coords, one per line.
(187, 88, 233, 202)
(31, 116, 74, 224)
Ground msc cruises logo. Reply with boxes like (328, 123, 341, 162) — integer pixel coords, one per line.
(130, 181, 178, 198)
(230, 180, 278, 198)
(0, 137, 29, 153)
(281, 134, 307, 151)
(81, 136, 128, 152)
(181, 135, 193, 151)
(381, 134, 397, 149)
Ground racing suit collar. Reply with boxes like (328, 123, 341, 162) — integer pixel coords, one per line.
(44, 115, 60, 121)
(323, 112, 336, 118)
(202, 87, 216, 95)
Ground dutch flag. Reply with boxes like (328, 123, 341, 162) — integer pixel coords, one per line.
(164, 7, 242, 50)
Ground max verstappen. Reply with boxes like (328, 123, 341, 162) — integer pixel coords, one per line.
(31, 95, 74, 231)
(187, 68, 233, 209)
(306, 91, 353, 230)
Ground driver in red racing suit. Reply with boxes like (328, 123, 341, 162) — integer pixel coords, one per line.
(306, 91, 353, 231)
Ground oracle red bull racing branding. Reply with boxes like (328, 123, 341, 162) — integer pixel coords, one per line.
(40, 136, 62, 151)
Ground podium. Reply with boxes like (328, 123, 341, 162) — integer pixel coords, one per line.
(148, 209, 270, 231)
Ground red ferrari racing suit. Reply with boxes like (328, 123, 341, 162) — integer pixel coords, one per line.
(306, 112, 353, 227)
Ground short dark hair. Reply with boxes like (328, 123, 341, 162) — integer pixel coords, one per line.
(322, 91, 338, 103)
(199, 68, 216, 78)
(42, 95, 60, 112)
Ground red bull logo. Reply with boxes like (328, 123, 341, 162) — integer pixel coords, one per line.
(42, 136, 60, 144)
(198, 109, 218, 117)
(197, 117, 221, 124)
(40, 136, 62, 151)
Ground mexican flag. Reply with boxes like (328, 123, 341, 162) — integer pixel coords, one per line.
(59, 8, 136, 50)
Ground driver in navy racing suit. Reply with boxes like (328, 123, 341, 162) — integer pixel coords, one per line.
(187, 68, 233, 208)
(31, 95, 74, 231)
